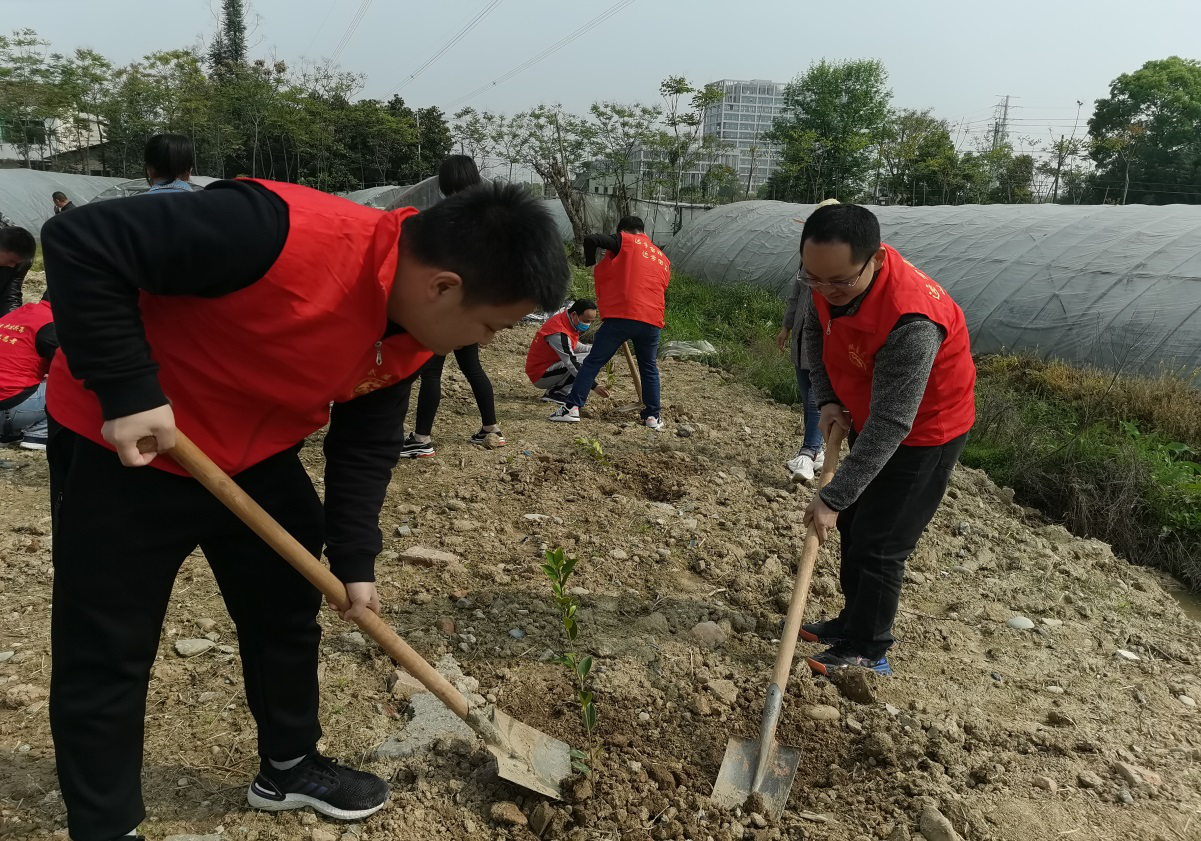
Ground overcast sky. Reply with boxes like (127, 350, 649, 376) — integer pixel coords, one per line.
(7, 0, 1201, 152)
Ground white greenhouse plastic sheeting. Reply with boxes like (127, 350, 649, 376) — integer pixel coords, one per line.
(0, 170, 127, 233)
(667, 201, 1201, 382)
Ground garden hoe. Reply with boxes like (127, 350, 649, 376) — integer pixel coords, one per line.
(137, 431, 572, 800)
(612, 341, 643, 413)
(710, 424, 847, 816)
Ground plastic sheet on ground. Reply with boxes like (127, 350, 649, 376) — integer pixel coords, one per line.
(660, 339, 719, 360)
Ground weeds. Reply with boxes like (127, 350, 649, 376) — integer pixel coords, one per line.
(574, 436, 620, 476)
(541, 547, 600, 776)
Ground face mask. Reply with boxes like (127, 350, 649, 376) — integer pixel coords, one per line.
(575, 321, 591, 333)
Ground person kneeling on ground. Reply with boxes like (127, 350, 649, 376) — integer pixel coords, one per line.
(525, 298, 610, 404)
(0, 225, 37, 316)
(798, 204, 976, 677)
(42, 178, 567, 841)
(548, 216, 669, 429)
(0, 293, 56, 450)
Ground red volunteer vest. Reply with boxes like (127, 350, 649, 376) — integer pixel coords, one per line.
(592, 232, 670, 328)
(48, 179, 434, 476)
(812, 244, 976, 446)
(0, 300, 53, 401)
(525, 310, 578, 383)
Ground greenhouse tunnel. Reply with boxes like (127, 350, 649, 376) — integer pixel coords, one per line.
(667, 201, 1201, 383)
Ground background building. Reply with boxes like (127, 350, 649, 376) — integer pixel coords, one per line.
(701, 78, 786, 194)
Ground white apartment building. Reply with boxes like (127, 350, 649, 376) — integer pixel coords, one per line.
(701, 78, 787, 192)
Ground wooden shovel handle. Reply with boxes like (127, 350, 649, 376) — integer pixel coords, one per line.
(621, 342, 643, 404)
(141, 431, 471, 719)
(771, 423, 848, 689)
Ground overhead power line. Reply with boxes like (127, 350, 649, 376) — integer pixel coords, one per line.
(329, 0, 372, 65)
(304, 0, 341, 57)
(381, 0, 503, 99)
(445, 0, 636, 110)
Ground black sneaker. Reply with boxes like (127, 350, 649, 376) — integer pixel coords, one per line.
(799, 619, 844, 645)
(468, 428, 506, 447)
(248, 753, 389, 820)
(398, 433, 435, 459)
(541, 389, 571, 404)
(806, 644, 893, 676)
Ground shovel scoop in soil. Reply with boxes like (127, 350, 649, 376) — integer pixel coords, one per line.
(711, 425, 846, 816)
(138, 431, 572, 800)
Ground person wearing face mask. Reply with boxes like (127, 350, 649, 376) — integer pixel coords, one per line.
(797, 203, 975, 678)
(524, 298, 610, 404)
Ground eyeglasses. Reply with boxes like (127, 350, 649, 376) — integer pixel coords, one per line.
(798, 257, 873, 289)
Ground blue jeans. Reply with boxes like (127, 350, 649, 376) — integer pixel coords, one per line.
(0, 381, 48, 444)
(564, 318, 662, 420)
(796, 367, 822, 457)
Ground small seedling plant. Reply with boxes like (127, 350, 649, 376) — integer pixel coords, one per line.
(542, 546, 600, 776)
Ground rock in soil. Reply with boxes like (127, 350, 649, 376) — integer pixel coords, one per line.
(489, 801, 527, 827)
(401, 545, 462, 567)
(803, 704, 841, 722)
(1078, 770, 1104, 789)
(528, 800, 556, 836)
(690, 620, 727, 648)
(918, 805, 962, 841)
(829, 667, 877, 704)
(174, 638, 215, 657)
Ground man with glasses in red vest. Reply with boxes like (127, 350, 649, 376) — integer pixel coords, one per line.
(41, 180, 568, 841)
(796, 204, 976, 677)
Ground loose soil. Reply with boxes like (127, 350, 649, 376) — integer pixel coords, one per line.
(2, 313, 1200, 841)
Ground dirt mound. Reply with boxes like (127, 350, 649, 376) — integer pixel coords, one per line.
(2, 326, 1199, 840)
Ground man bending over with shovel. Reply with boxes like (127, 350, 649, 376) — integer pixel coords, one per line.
(798, 204, 975, 676)
(41, 180, 568, 841)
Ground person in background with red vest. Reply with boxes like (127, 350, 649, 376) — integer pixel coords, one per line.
(0, 225, 37, 315)
(797, 204, 975, 677)
(525, 298, 610, 403)
(41, 180, 568, 841)
(0, 293, 56, 450)
(549, 216, 669, 428)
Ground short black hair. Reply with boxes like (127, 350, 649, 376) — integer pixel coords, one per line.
(51, 192, 67, 202)
(0, 226, 36, 260)
(145, 133, 195, 182)
(569, 298, 597, 315)
(800, 204, 881, 263)
(402, 181, 569, 312)
(438, 155, 482, 197)
(617, 215, 644, 234)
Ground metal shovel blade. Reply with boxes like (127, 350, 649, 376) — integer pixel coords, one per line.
(711, 736, 803, 815)
(470, 705, 573, 800)
(710, 683, 802, 816)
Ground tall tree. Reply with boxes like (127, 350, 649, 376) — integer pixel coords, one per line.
(209, 0, 248, 73)
(588, 100, 660, 216)
(876, 108, 955, 205)
(1089, 56, 1201, 204)
(512, 104, 594, 252)
(765, 59, 892, 203)
(653, 76, 725, 220)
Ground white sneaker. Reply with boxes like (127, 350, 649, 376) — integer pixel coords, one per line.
(789, 454, 816, 483)
(549, 405, 580, 423)
(645, 416, 664, 430)
(813, 450, 825, 470)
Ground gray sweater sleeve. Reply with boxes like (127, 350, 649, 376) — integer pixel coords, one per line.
(803, 297, 837, 406)
(819, 319, 946, 512)
(783, 277, 801, 328)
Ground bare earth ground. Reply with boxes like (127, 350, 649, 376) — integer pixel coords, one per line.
(2, 321, 1200, 841)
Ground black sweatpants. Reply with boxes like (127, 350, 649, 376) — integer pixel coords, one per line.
(400, 343, 497, 435)
(834, 432, 967, 659)
(48, 427, 324, 841)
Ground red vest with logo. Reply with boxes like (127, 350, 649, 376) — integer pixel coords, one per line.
(592, 232, 670, 328)
(48, 179, 434, 476)
(0, 300, 53, 401)
(812, 244, 976, 446)
(525, 310, 578, 383)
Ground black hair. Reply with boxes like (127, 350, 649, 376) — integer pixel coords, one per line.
(438, 155, 482, 197)
(0, 226, 36, 260)
(145, 133, 195, 183)
(569, 299, 597, 315)
(616, 215, 644, 234)
(402, 181, 569, 312)
(800, 204, 881, 263)
(51, 192, 67, 202)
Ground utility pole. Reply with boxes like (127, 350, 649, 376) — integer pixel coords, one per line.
(1051, 134, 1065, 203)
(991, 95, 1012, 151)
